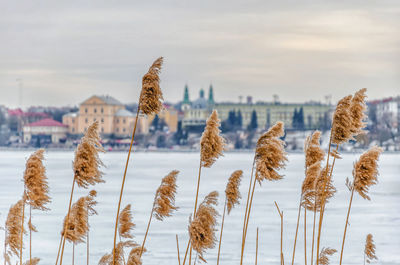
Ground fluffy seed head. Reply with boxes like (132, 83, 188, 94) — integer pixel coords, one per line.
(200, 110, 225, 168)
(153, 170, 179, 220)
(99, 241, 138, 265)
(73, 121, 105, 189)
(23, 257, 40, 265)
(127, 246, 146, 265)
(319, 247, 337, 265)
(23, 149, 51, 211)
(5, 199, 25, 257)
(139, 57, 164, 115)
(188, 191, 219, 262)
(312, 166, 337, 211)
(225, 170, 243, 214)
(119, 204, 135, 239)
(353, 146, 382, 200)
(255, 122, 287, 184)
(364, 234, 377, 263)
(350, 88, 368, 135)
(62, 196, 89, 244)
(332, 95, 353, 145)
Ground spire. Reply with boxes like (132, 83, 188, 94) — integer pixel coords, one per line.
(199, 88, 205, 98)
(208, 84, 214, 104)
(183, 84, 190, 104)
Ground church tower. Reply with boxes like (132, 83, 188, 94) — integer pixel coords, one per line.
(208, 84, 215, 105)
(181, 84, 191, 111)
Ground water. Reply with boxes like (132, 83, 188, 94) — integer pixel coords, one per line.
(0, 151, 399, 265)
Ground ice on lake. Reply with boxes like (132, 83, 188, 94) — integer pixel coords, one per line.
(0, 151, 399, 265)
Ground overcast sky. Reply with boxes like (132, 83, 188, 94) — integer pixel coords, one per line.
(0, 1, 399, 108)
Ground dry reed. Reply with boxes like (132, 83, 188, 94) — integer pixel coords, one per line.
(139, 57, 164, 115)
(319, 248, 336, 265)
(364, 234, 377, 264)
(153, 170, 179, 220)
(5, 199, 25, 257)
(188, 191, 219, 262)
(119, 204, 135, 239)
(22, 257, 40, 265)
(339, 147, 382, 265)
(62, 196, 89, 244)
(331, 95, 353, 145)
(200, 110, 225, 168)
(349, 88, 367, 136)
(225, 170, 243, 214)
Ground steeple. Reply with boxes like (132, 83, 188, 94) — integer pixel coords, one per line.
(199, 88, 205, 98)
(183, 84, 190, 104)
(208, 84, 214, 104)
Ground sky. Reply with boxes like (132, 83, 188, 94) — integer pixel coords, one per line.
(0, 1, 399, 108)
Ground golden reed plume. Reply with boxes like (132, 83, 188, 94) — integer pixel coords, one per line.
(189, 191, 219, 262)
(353, 146, 383, 200)
(349, 88, 367, 135)
(225, 170, 243, 214)
(99, 241, 140, 265)
(23, 149, 51, 211)
(5, 199, 25, 257)
(119, 204, 135, 239)
(315, 165, 337, 209)
(319, 247, 337, 265)
(255, 121, 287, 183)
(331, 95, 353, 145)
(364, 234, 377, 263)
(22, 257, 40, 265)
(62, 193, 97, 244)
(153, 170, 179, 220)
(139, 57, 164, 115)
(127, 246, 145, 265)
(73, 121, 105, 188)
(200, 110, 225, 168)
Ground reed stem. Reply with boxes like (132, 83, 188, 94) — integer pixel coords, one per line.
(72, 243, 75, 265)
(339, 188, 355, 265)
(112, 106, 140, 265)
(29, 204, 32, 265)
(291, 197, 302, 265)
(216, 199, 227, 265)
(54, 235, 63, 265)
(59, 175, 76, 265)
(240, 159, 256, 265)
(275, 201, 283, 265)
(4, 229, 7, 265)
(139, 207, 154, 257)
(20, 195, 26, 265)
(255, 227, 259, 265)
(176, 235, 181, 265)
(304, 208, 307, 265)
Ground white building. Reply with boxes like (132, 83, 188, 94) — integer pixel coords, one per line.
(23, 118, 68, 144)
(374, 97, 400, 133)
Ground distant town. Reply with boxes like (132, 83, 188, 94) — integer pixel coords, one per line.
(0, 85, 399, 151)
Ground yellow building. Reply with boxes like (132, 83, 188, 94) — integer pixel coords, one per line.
(63, 95, 149, 136)
(147, 104, 179, 132)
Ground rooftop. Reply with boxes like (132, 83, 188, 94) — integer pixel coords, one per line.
(25, 118, 68, 128)
(115, 109, 135, 117)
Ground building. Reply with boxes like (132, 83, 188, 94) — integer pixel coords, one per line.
(179, 85, 331, 130)
(370, 97, 400, 133)
(147, 104, 179, 132)
(63, 95, 149, 137)
(23, 118, 68, 145)
(181, 85, 215, 130)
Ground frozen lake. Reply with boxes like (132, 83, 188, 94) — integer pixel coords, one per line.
(0, 151, 399, 265)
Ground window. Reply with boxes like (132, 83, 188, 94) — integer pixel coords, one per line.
(94, 108, 97, 113)
(101, 127, 104, 132)
(116, 119, 119, 123)
(101, 108, 104, 113)
(101, 118, 104, 123)
(123, 128, 126, 132)
(85, 118, 88, 123)
(123, 119, 126, 124)
(94, 118, 97, 122)
(72, 128, 75, 132)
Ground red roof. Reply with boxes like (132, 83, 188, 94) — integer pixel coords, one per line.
(26, 118, 68, 127)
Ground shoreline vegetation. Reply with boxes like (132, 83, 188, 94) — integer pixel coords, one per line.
(2, 57, 383, 265)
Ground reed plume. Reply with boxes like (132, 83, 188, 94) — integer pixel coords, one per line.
(339, 146, 382, 265)
(240, 122, 287, 265)
(200, 110, 225, 168)
(153, 170, 179, 220)
(99, 241, 138, 265)
(331, 95, 353, 145)
(22, 257, 40, 265)
(5, 199, 25, 257)
(188, 191, 219, 262)
(127, 246, 145, 265)
(352, 146, 382, 200)
(349, 88, 367, 135)
(23, 149, 51, 211)
(73, 121, 105, 188)
(319, 248, 336, 265)
(225, 170, 243, 214)
(364, 234, 377, 264)
(113, 57, 164, 265)
(139, 57, 164, 115)
(62, 196, 89, 244)
(216, 170, 243, 265)
(255, 121, 287, 183)
(119, 204, 135, 239)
